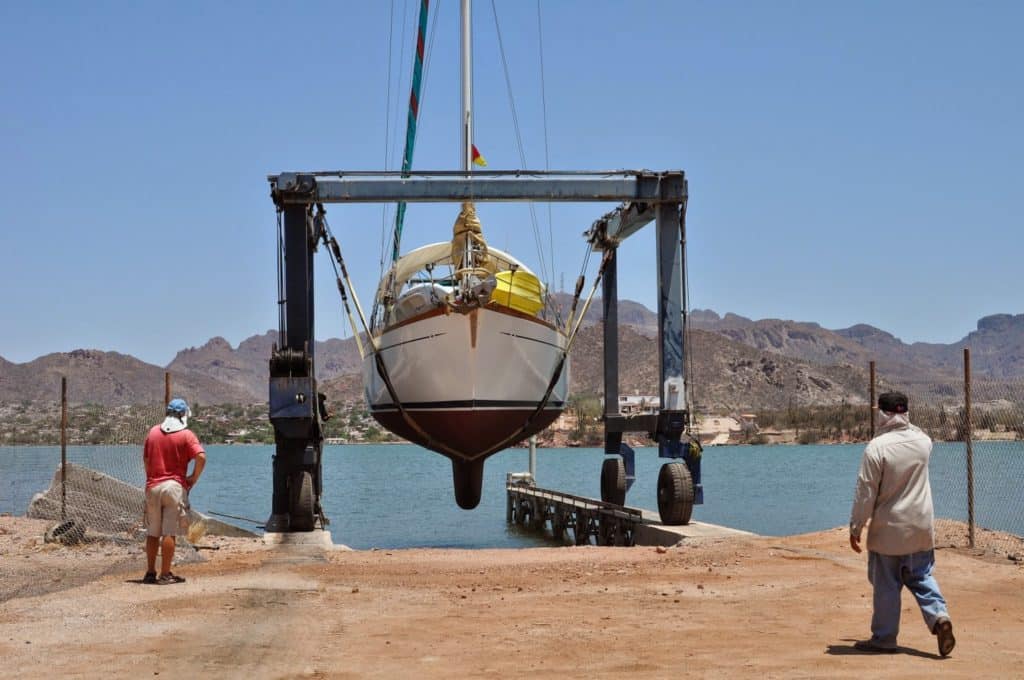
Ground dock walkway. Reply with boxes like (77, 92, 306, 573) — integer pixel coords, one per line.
(506, 478, 754, 547)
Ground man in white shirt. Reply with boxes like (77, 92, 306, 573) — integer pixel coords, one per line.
(849, 391, 955, 657)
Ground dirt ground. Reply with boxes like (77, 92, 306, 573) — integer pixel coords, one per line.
(1, 515, 1022, 679)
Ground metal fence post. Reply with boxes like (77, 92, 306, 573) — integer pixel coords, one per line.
(964, 348, 975, 549)
(61, 376, 68, 520)
(869, 361, 876, 439)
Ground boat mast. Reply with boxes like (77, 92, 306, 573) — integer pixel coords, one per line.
(459, 0, 474, 283)
(391, 0, 430, 265)
(460, 0, 472, 172)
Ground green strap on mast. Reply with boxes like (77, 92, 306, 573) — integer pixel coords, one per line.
(392, 0, 430, 264)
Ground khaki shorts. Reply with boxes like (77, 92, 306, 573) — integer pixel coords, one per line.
(144, 480, 188, 537)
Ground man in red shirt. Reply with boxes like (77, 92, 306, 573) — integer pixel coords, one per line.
(142, 398, 206, 585)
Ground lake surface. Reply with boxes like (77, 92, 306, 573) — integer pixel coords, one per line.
(1, 442, 1019, 549)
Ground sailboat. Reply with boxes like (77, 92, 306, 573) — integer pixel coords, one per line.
(362, 0, 569, 509)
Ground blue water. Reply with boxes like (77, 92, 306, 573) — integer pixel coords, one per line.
(1, 442, 1020, 549)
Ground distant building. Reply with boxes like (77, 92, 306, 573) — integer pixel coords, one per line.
(617, 395, 660, 415)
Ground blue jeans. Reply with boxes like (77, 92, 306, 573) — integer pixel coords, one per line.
(867, 549, 949, 646)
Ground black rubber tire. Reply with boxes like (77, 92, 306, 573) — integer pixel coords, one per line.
(289, 470, 316, 532)
(601, 457, 626, 506)
(657, 462, 694, 526)
(452, 460, 483, 510)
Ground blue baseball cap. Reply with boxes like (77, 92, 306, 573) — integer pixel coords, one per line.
(167, 398, 190, 416)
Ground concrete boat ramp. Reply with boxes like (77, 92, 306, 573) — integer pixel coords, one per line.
(634, 510, 756, 547)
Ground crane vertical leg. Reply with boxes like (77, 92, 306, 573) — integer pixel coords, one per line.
(654, 197, 701, 522)
(603, 247, 620, 452)
(601, 248, 634, 503)
(267, 203, 326, 532)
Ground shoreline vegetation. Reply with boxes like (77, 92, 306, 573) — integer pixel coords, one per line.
(2, 397, 1021, 447)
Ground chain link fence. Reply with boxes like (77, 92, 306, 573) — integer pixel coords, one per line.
(2, 377, 166, 539)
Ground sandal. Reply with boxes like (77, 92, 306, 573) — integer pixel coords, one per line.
(157, 572, 186, 585)
(142, 571, 157, 584)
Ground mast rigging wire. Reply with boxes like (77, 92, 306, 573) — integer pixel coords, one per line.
(379, 0, 413, 271)
(391, 0, 432, 265)
(488, 0, 550, 289)
(380, 1, 443, 279)
(536, 0, 556, 298)
(380, 0, 397, 273)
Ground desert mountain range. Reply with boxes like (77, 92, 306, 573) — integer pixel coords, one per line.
(2, 301, 1022, 412)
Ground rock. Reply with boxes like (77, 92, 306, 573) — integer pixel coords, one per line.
(43, 519, 86, 546)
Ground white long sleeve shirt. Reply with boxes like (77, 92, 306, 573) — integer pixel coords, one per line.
(849, 417, 935, 556)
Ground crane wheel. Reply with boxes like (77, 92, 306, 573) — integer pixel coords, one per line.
(657, 462, 694, 525)
(289, 470, 316, 531)
(600, 457, 626, 506)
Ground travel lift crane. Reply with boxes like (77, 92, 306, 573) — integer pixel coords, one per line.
(265, 170, 702, 532)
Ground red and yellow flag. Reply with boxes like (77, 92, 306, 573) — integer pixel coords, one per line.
(471, 144, 487, 167)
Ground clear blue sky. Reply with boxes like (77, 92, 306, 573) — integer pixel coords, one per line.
(2, 1, 1020, 366)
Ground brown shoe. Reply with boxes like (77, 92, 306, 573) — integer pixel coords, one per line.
(854, 639, 899, 653)
(934, 617, 955, 657)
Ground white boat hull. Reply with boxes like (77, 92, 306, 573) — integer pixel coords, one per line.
(362, 305, 569, 462)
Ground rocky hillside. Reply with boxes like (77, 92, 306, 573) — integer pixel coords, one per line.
(2, 306, 1021, 410)
(0, 350, 242, 406)
(166, 331, 364, 403)
(953, 314, 1024, 378)
(566, 324, 868, 411)
(551, 292, 658, 337)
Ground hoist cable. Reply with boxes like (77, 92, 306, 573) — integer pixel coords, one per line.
(680, 198, 696, 426)
(316, 208, 375, 358)
(275, 208, 286, 341)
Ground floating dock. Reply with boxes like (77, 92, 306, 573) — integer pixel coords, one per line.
(507, 476, 754, 547)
